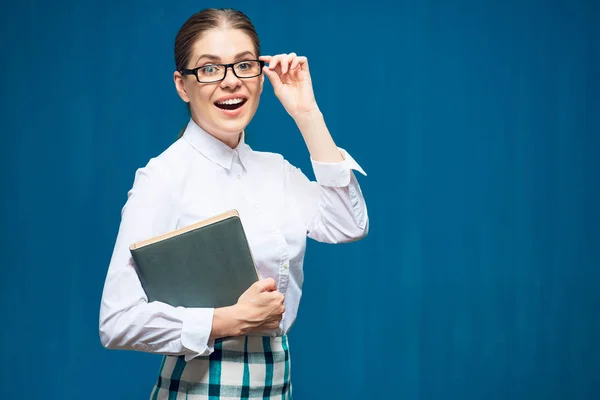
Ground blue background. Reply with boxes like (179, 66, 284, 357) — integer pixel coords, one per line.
(1, 0, 599, 399)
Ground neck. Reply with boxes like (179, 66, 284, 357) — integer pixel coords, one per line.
(222, 132, 242, 149)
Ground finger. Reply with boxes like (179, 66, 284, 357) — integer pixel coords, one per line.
(260, 315, 281, 328)
(297, 56, 309, 72)
(263, 67, 283, 91)
(259, 55, 271, 69)
(276, 292, 285, 303)
(290, 55, 300, 71)
(264, 320, 280, 330)
(285, 53, 297, 73)
(253, 321, 278, 332)
(266, 290, 282, 300)
(281, 53, 292, 74)
(264, 277, 277, 290)
(255, 277, 277, 292)
(265, 291, 284, 303)
(268, 54, 281, 71)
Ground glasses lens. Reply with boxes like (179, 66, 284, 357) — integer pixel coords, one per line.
(197, 64, 225, 82)
(234, 61, 262, 78)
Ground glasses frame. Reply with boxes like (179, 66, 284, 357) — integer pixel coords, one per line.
(180, 60, 265, 83)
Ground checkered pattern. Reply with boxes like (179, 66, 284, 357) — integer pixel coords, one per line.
(149, 335, 292, 399)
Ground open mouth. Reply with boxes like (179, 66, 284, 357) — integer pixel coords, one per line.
(214, 98, 248, 111)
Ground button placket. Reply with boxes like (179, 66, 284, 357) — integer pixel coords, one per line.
(275, 230, 291, 295)
(232, 153, 245, 190)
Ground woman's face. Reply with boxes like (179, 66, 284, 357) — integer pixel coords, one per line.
(174, 28, 263, 147)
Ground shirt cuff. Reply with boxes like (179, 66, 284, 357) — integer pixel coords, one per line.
(181, 307, 215, 361)
(311, 148, 367, 187)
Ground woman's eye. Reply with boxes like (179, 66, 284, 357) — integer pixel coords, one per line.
(237, 62, 250, 70)
(200, 65, 220, 75)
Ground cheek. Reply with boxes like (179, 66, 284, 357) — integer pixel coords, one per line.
(186, 82, 215, 105)
(188, 87, 219, 124)
(248, 80, 263, 101)
(196, 86, 215, 103)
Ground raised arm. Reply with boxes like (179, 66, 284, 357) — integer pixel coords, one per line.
(261, 52, 369, 242)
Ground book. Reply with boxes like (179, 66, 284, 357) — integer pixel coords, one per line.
(129, 209, 259, 308)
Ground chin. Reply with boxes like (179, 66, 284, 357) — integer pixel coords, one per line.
(194, 102, 257, 139)
(217, 119, 250, 136)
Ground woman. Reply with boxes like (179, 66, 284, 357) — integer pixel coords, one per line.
(99, 8, 368, 399)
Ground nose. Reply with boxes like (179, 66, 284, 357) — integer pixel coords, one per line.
(220, 65, 242, 89)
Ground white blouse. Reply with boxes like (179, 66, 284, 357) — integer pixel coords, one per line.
(99, 119, 368, 361)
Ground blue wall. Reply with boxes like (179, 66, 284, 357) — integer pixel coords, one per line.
(1, 0, 599, 399)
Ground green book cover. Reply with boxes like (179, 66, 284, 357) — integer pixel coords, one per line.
(129, 210, 259, 308)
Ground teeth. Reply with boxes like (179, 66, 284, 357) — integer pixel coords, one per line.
(216, 98, 244, 105)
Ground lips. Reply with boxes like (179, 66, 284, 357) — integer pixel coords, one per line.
(214, 97, 248, 111)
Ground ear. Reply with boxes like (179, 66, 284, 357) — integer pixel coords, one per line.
(174, 71, 191, 103)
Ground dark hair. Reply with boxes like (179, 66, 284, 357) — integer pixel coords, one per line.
(174, 9, 260, 139)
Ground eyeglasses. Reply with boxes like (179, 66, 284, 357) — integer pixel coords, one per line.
(180, 60, 265, 83)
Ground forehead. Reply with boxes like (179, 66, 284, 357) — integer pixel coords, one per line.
(191, 28, 256, 63)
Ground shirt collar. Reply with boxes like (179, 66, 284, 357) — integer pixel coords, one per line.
(182, 119, 249, 170)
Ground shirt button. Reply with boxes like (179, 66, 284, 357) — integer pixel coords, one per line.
(283, 262, 289, 269)
(254, 204, 259, 210)
(236, 174, 241, 180)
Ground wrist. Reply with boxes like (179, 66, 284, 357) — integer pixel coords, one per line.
(291, 106, 322, 123)
(211, 306, 243, 338)
(293, 110, 326, 139)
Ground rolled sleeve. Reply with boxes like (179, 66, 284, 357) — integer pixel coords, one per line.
(310, 148, 367, 187)
(181, 307, 216, 361)
(287, 147, 368, 243)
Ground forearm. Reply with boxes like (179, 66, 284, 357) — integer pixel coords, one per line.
(100, 298, 213, 356)
(293, 110, 344, 163)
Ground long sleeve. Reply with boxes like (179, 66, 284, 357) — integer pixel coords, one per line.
(286, 148, 369, 243)
(99, 159, 215, 361)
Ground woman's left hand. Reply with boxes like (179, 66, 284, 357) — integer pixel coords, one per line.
(259, 53, 320, 120)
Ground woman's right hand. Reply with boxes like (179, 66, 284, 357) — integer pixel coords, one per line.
(210, 278, 285, 339)
(234, 278, 285, 334)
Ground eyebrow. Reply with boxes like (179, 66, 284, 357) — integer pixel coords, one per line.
(195, 51, 256, 65)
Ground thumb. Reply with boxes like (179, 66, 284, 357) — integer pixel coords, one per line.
(254, 277, 277, 292)
(263, 67, 283, 92)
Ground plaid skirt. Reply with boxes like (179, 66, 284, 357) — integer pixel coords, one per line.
(150, 335, 292, 399)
